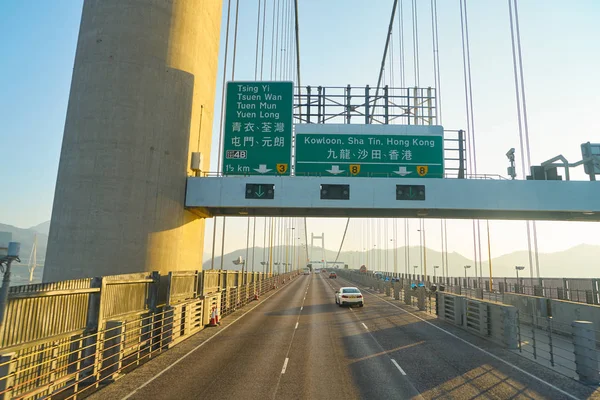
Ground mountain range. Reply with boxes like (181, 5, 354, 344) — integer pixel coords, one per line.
(203, 243, 600, 279)
(1, 221, 598, 283)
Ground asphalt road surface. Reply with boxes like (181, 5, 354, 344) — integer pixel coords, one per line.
(91, 273, 598, 400)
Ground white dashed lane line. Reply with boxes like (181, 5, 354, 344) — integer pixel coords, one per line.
(281, 357, 289, 374)
(391, 359, 407, 375)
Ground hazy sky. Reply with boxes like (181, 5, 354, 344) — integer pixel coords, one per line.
(0, 1, 598, 267)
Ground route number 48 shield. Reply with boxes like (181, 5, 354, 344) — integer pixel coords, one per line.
(349, 164, 361, 176)
(416, 166, 428, 177)
(276, 163, 288, 174)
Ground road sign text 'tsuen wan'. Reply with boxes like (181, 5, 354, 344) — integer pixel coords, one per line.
(222, 81, 293, 176)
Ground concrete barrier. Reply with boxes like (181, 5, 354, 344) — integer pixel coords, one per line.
(438, 292, 518, 349)
(503, 292, 600, 342)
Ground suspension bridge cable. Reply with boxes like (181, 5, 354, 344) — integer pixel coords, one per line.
(254, 0, 262, 79)
(411, 0, 420, 87)
(459, 0, 482, 285)
(260, 0, 267, 79)
(429, 0, 447, 281)
(210, 0, 233, 270)
(508, 0, 539, 286)
(294, 0, 302, 107)
(513, 0, 540, 284)
(219, 0, 243, 271)
(398, 0, 406, 88)
(373, 0, 399, 123)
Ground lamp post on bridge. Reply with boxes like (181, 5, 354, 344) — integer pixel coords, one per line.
(464, 265, 471, 289)
(413, 265, 419, 282)
(417, 226, 427, 284)
(433, 265, 440, 284)
(515, 265, 525, 293)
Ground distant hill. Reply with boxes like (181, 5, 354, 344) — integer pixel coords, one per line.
(29, 220, 51, 236)
(2, 219, 598, 284)
(203, 244, 600, 278)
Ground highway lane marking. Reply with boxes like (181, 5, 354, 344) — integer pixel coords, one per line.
(339, 278, 580, 400)
(300, 306, 303, 311)
(391, 359, 407, 375)
(362, 322, 368, 330)
(281, 357, 289, 374)
(121, 275, 304, 400)
(295, 322, 299, 330)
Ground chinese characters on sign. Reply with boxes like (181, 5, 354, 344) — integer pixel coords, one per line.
(294, 125, 444, 178)
(222, 81, 293, 175)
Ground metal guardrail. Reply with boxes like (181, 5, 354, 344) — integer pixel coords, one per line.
(0, 269, 300, 399)
(341, 269, 600, 384)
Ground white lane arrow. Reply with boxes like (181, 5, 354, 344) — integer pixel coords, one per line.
(254, 164, 272, 174)
(393, 166, 412, 176)
(326, 165, 345, 175)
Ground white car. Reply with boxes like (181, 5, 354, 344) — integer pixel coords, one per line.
(335, 287, 364, 307)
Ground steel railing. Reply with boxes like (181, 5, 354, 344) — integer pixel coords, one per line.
(0, 270, 300, 399)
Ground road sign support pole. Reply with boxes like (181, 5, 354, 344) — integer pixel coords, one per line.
(346, 84, 351, 124)
(384, 85, 389, 124)
(317, 86, 323, 123)
(413, 87, 419, 125)
(365, 85, 370, 124)
(306, 86, 311, 123)
(458, 129, 466, 179)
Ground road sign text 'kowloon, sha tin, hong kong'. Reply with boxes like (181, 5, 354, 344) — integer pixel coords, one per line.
(222, 81, 293, 176)
(294, 124, 444, 178)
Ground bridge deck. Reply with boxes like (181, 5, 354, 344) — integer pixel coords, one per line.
(89, 274, 594, 399)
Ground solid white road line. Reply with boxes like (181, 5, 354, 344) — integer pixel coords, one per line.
(391, 359, 407, 376)
(281, 357, 289, 374)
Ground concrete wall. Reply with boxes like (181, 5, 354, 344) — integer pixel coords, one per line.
(503, 292, 600, 341)
(44, 0, 222, 281)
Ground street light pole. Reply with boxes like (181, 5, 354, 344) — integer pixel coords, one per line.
(515, 265, 525, 293)
(464, 265, 471, 289)
(391, 238, 397, 276)
(433, 265, 439, 283)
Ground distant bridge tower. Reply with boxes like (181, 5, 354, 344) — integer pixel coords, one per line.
(310, 233, 326, 269)
(44, 0, 223, 281)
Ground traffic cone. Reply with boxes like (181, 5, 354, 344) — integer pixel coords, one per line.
(208, 306, 217, 327)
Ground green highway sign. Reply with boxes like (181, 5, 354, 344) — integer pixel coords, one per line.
(222, 81, 293, 176)
(294, 124, 444, 178)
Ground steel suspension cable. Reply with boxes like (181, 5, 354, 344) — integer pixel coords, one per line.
(508, 0, 538, 286)
(260, 0, 267, 79)
(429, 0, 448, 281)
(211, 0, 233, 270)
(220, 0, 242, 271)
(373, 0, 399, 122)
(461, 0, 484, 285)
(411, 0, 420, 87)
(398, 0, 406, 88)
(514, 1, 540, 284)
